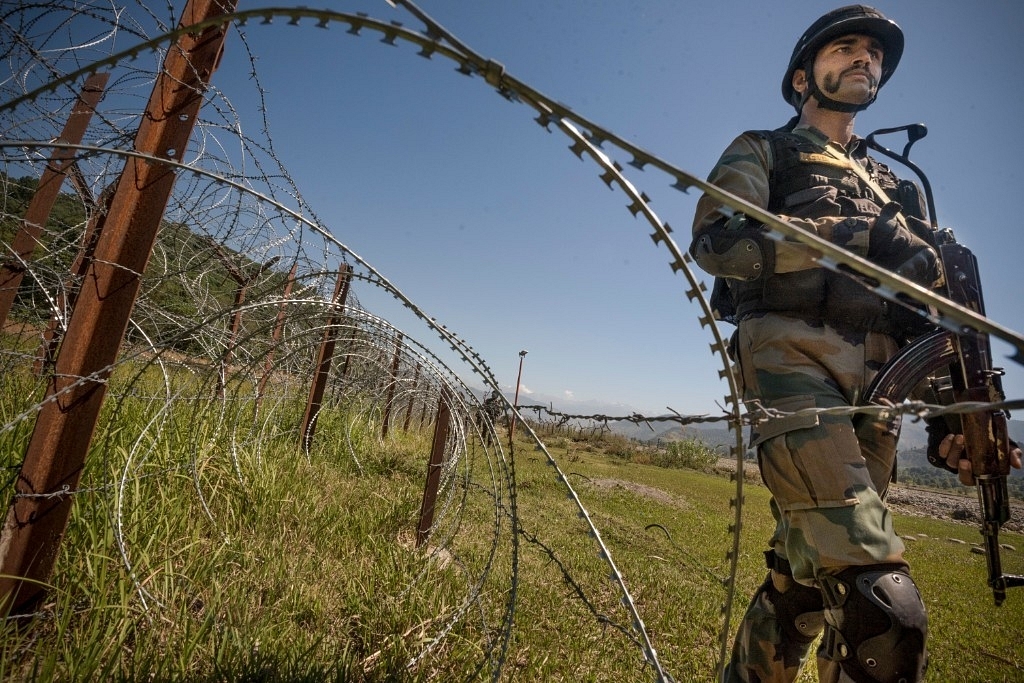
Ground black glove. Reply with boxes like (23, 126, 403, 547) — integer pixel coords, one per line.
(869, 202, 942, 286)
(925, 417, 958, 473)
(927, 416, 1021, 474)
(894, 249, 942, 287)
(868, 202, 909, 258)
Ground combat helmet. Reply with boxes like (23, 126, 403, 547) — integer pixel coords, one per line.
(782, 5, 904, 112)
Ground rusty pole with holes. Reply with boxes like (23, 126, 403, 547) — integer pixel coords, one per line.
(402, 362, 420, 431)
(211, 244, 281, 399)
(508, 349, 528, 440)
(417, 389, 452, 548)
(0, 72, 109, 330)
(256, 261, 298, 406)
(0, 0, 238, 616)
(300, 267, 352, 453)
(33, 181, 117, 376)
(380, 332, 403, 439)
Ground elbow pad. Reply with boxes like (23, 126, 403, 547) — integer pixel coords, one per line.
(692, 219, 773, 281)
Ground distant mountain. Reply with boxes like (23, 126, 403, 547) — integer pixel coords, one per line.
(1011, 419, 1024, 445)
(481, 384, 1024, 458)
(615, 420, 740, 450)
(899, 420, 927, 450)
(468, 388, 547, 409)
(608, 419, 713, 444)
(900, 417, 1024, 455)
(468, 386, 647, 419)
(615, 415, 1024, 460)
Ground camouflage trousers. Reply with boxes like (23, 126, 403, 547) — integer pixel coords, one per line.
(724, 314, 913, 683)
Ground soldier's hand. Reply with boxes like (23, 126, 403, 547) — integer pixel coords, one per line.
(894, 248, 942, 287)
(868, 203, 941, 285)
(939, 434, 1023, 486)
(867, 202, 905, 257)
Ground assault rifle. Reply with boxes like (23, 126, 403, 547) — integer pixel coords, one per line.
(862, 124, 1024, 606)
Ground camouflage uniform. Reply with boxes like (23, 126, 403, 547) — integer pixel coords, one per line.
(477, 390, 505, 446)
(692, 124, 936, 683)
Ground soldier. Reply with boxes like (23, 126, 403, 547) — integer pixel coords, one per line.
(477, 389, 505, 446)
(690, 5, 1018, 682)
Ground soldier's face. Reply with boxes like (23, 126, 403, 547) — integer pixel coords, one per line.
(794, 33, 884, 106)
(814, 34, 884, 104)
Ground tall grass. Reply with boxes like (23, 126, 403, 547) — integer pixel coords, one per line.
(1, 366, 1022, 681)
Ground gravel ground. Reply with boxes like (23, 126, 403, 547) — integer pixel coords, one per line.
(886, 484, 1024, 534)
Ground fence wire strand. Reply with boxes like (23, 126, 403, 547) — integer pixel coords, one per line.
(1, 3, 1022, 682)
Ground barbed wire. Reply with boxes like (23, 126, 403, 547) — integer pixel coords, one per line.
(1, 3, 1022, 682)
(1, 2, 517, 674)
(516, 397, 1024, 431)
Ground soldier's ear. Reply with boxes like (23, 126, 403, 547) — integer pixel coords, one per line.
(792, 68, 808, 97)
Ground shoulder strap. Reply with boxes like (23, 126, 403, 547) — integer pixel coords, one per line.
(819, 145, 918, 234)
(821, 146, 895, 206)
(750, 129, 788, 212)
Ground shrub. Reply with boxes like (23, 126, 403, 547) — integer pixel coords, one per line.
(652, 439, 718, 472)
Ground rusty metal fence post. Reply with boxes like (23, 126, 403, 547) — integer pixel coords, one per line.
(0, 72, 109, 329)
(402, 362, 420, 431)
(211, 244, 280, 399)
(508, 349, 528, 440)
(33, 181, 116, 376)
(416, 388, 451, 548)
(256, 261, 297, 407)
(380, 332, 403, 439)
(299, 266, 351, 453)
(418, 395, 429, 429)
(0, 0, 238, 616)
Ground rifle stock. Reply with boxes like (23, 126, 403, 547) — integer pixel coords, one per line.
(866, 236, 1024, 605)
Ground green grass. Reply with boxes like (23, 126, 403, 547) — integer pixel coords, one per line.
(1, 369, 1022, 681)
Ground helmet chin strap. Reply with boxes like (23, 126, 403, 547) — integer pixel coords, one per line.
(801, 64, 877, 113)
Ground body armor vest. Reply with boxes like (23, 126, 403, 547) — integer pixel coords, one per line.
(723, 128, 915, 335)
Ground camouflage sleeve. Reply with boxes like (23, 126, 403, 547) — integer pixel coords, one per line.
(691, 133, 854, 275)
(691, 132, 771, 236)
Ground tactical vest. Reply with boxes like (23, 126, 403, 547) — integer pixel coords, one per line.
(721, 128, 922, 335)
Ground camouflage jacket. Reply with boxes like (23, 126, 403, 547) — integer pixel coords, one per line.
(691, 124, 937, 335)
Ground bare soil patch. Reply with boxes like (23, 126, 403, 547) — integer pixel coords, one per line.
(586, 478, 687, 508)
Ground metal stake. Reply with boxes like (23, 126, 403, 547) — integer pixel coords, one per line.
(299, 267, 352, 453)
(0, 72, 109, 328)
(417, 389, 451, 548)
(0, 1, 237, 616)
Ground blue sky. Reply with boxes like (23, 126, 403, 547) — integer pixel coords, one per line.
(214, 1, 1024, 418)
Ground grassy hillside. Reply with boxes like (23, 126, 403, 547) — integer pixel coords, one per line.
(2, 407, 1021, 682)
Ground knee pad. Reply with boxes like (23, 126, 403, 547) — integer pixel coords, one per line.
(819, 564, 928, 683)
(763, 570, 825, 647)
